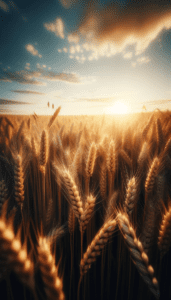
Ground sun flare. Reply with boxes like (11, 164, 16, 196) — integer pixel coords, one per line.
(105, 101, 130, 115)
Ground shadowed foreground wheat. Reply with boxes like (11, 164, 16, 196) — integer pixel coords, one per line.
(1, 110, 171, 300)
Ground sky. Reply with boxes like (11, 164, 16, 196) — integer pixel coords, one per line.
(0, 0, 171, 116)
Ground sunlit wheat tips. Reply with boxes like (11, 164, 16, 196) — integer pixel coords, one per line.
(39, 129, 48, 171)
(124, 176, 137, 216)
(85, 142, 97, 178)
(158, 206, 171, 259)
(37, 236, 65, 300)
(0, 179, 8, 216)
(145, 157, 160, 196)
(81, 194, 96, 232)
(136, 142, 149, 181)
(0, 201, 35, 290)
(14, 154, 25, 208)
(117, 212, 160, 299)
(80, 218, 117, 276)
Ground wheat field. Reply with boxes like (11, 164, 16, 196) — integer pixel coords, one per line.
(0, 108, 171, 300)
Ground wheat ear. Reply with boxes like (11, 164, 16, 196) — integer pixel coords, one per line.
(158, 206, 171, 258)
(100, 162, 107, 201)
(0, 200, 35, 291)
(145, 157, 160, 196)
(81, 194, 96, 232)
(47, 106, 61, 128)
(124, 176, 137, 216)
(37, 236, 65, 300)
(68, 206, 76, 234)
(62, 169, 83, 227)
(117, 212, 160, 299)
(0, 180, 8, 216)
(14, 154, 25, 209)
(80, 217, 117, 276)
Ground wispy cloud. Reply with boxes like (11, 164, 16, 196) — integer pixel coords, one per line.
(0, 70, 46, 85)
(137, 56, 151, 64)
(68, 33, 79, 43)
(25, 63, 30, 70)
(0, 98, 32, 105)
(0, 68, 82, 85)
(123, 52, 133, 59)
(0, 0, 9, 12)
(25, 44, 42, 58)
(73, 2, 171, 55)
(44, 18, 65, 39)
(76, 96, 115, 103)
(59, 0, 77, 9)
(11, 90, 46, 95)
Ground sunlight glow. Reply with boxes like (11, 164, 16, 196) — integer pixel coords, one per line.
(105, 101, 130, 115)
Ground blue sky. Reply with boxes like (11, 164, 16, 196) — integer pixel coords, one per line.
(0, 0, 171, 115)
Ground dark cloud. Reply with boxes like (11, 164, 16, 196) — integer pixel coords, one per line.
(74, 1, 171, 54)
(0, 69, 81, 85)
(11, 90, 46, 95)
(0, 98, 32, 105)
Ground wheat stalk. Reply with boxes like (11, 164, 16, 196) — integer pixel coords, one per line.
(37, 236, 65, 300)
(85, 142, 97, 196)
(117, 212, 160, 299)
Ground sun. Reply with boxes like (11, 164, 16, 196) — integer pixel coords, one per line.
(105, 101, 130, 115)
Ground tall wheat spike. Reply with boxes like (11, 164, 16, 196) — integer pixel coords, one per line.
(158, 205, 171, 258)
(156, 118, 164, 154)
(85, 142, 97, 196)
(81, 194, 96, 232)
(37, 236, 65, 300)
(100, 162, 107, 201)
(39, 129, 48, 170)
(47, 106, 61, 128)
(117, 212, 160, 299)
(145, 157, 160, 196)
(14, 154, 25, 209)
(124, 176, 137, 216)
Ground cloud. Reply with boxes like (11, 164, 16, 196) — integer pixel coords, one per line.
(0, 98, 32, 105)
(68, 33, 79, 43)
(42, 71, 81, 83)
(0, 0, 9, 12)
(25, 44, 42, 58)
(0, 70, 46, 85)
(63, 47, 68, 53)
(123, 52, 133, 59)
(77, 96, 115, 103)
(59, 0, 77, 9)
(25, 63, 30, 70)
(73, 1, 171, 55)
(0, 68, 81, 85)
(137, 56, 151, 64)
(11, 90, 46, 95)
(44, 18, 64, 39)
